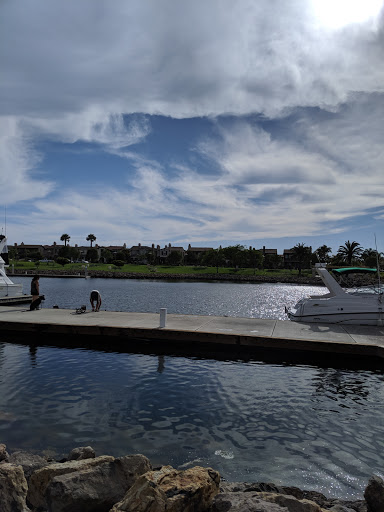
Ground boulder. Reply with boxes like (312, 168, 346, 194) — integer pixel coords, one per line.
(0, 462, 30, 512)
(34, 454, 151, 512)
(111, 465, 220, 512)
(0, 443, 10, 462)
(364, 475, 384, 512)
(258, 492, 325, 511)
(27, 454, 115, 509)
(212, 492, 287, 511)
(68, 445, 96, 461)
(8, 450, 49, 482)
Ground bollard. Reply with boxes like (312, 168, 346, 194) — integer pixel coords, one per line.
(159, 308, 167, 328)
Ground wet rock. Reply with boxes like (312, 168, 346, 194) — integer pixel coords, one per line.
(8, 450, 49, 482)
(27, 454, 115, 509)
(67, 445, 96, 461)
(364, 475, 384, 512)
(45, 454, 151, 512)
(0, 443, 10, 462)
(0, 462, 30, 512)
(212, 492, 287, 511)
(111, 464, 220, 512)
(258, 491, 325, 511)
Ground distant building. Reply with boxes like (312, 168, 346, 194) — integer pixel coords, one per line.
(185, 244, 213, 263)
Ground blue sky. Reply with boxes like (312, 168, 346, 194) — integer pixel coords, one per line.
(1, 0, 383, 255)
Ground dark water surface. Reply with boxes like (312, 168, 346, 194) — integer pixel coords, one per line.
(2, 277, 384, 499)
(1, 339, 383, 500)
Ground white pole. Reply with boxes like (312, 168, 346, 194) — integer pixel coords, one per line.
(159, 308, 167, 328)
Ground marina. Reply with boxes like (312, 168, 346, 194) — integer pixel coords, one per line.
(0, 306, 384, 361)
(1, 276, 384, 501)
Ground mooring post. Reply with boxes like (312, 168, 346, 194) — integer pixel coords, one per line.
(160, 308, 167, 328)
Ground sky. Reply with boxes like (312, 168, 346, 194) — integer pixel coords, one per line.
(1, 0, 384, 255)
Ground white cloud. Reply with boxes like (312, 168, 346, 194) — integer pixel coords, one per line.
(1, 0, 384, 120)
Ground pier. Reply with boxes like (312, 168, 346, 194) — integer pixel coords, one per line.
(1, 306, 383, 361)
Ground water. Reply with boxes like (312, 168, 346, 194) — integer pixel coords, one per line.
(2, 277, 384, 500)
(11, 276, 325, 319)
(0, 340, 383, 500)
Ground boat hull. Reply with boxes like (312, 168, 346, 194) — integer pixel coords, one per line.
(287, 296, 384, 325)
(0, 283, 23, 298)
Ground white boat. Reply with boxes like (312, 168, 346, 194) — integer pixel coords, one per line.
(286, 267, 384, 326)
(0, 236, 23, 298)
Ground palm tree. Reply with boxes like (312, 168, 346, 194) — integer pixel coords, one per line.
(315, 245, 332, 263)
(86, 234, 96, 247)
(292, 243, 311, 276)
(60, 234, 70, 247)
(337, 240, 363, 265)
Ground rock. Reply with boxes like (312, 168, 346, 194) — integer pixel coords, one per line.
(258, 492, 325, 511)
(212, 492, 287, 511)
(213, 491, 326, 512)
(330, 505, 357, 512)
(0, 462, 30, 512)
(35, 454, 151, 512)
(0, 443, 10, 462)
(67, 445, 96, 460)
(27, 454, 115, 509)
(8, 450, 49, 482)
(364, 475, 384, 512)
(111, 465, 220, 512)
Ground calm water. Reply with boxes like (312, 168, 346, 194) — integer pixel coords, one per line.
(2, 277, 384, 500)
(11, 275, 325, 319)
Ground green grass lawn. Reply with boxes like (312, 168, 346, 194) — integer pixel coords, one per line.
(10, 260, 314, 277)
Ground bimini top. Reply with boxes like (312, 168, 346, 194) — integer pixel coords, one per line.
(332, 267, 377, 275)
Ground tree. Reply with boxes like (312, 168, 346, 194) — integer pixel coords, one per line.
(86, 234, 96, 247)
(337, 241, 363, 265)
(361, 248, 381, 268)
(56, 257, 70, 267)
(292, 243, 311, 276)
(201, 248, 225, 273)
(222, 245, 247, 268)
(314, 245, 332, 263)
(86, 248, 99, 263)
(60, 234, 70, 247)
(247, 248, 263, 274)
(167, 251, 182, 266)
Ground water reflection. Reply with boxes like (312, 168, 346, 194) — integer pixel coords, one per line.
(0, 340, 383, 500)
(29, 344, 38, 367)
(313, 368, 370, 402)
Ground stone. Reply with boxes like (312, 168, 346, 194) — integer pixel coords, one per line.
(8, 450, 49, 482)
(0, 443, 10, 462)
(212, 492, 287, 511)
(329, 505, 357, 512)
(27, 454, 115, 509)
(0, 462, 30, 512)
(364, 475, 384, 512)
(68, 445, 96, 460)
(258, 492, 325, 511)
(111, 465, 220, 512)
(44, 454, 151, 512)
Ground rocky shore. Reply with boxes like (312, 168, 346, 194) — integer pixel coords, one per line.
(11, 268, 323, 286)
(1, 443, 383, 512)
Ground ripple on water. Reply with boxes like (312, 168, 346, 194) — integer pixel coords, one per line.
(0, 341, 384, 500)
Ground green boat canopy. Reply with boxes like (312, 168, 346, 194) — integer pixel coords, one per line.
(332, 267, 377, 275)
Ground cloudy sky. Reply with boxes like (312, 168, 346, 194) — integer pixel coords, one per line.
(1, 0, 383, 254)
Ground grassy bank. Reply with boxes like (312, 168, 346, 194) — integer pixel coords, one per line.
(9, 260, 313, 278)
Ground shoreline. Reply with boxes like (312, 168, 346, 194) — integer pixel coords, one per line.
(10, 268, 323, 286)
(0, 444, 375, 511)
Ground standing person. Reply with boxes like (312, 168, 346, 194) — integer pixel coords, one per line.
(30, 275, 40, 310)
(90, 290, 102, 312)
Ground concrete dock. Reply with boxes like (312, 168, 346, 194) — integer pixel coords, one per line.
(1, 306, 384, 361)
